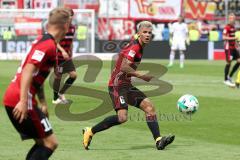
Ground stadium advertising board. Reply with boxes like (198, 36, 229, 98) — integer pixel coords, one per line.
(98, 0, 182, 20)
(97, 0, 182, 40)
(130, 0, 182, 20)
(0, 40, 87, 59)
(98, 0, 128, 18)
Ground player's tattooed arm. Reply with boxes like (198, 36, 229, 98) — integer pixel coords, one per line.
(37, 85, 49, 117)
(120, 57, 153, 82)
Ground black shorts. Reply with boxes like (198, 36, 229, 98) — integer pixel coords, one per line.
(225, 48, 240, 62)
(5, 106, 53, 140)
(57, 59, 75, 74)
(108, 85, 147, 111)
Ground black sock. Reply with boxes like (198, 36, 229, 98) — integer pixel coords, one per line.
(26, 144, 39, 160)
(224, 64, 231, 80)
(229, 63, 240, 77)
(53, 91, 59, 100)
(92, 115, 121, 134)
(146, 115, 160, 140)
(59, 77, 76, 94)
(29, 145, 53, 160)
(53, 77, 61, 100)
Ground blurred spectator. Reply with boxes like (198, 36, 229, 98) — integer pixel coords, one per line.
(188, 20, 200, 41)
(235, 29, 240, 41)
(162, 23, 170, 40)
(215, 0, 224, 16)
(3, 26, 13, 41)
(189, 29, 199, 41)
(197, 19, 209, 41)
(237, 1, 240, 15)
(209, 29, 219, 41)
(229, 0, 235, 12)
(77, 23, 88, 52)
(188, 20, 198, 30)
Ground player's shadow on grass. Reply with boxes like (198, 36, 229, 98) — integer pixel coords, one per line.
(131, 145, 178, 150)
(88, 145, 155, 151)
(130, 145, 155, 150)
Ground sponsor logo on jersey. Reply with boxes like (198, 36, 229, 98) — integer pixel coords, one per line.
(32, 50, 45, 62)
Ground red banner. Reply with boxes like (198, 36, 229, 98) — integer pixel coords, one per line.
(98, 18, 135, 40)
(184, 0, 217, 20)
(14, 17, 42, 36)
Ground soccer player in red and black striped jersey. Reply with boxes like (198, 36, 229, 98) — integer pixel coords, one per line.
(82, 21, 175, 150)
(3, 8, 70, 160)
(223, 13, 240, 87)
(52, 8, 77, 104)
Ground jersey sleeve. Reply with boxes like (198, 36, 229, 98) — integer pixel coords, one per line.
(223, 26, 229, 36)
(27, 41, 56, 68)
(124, 45, 139, 62)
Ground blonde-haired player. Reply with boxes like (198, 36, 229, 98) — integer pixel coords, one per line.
(3, 7, 70, 160)
(52, 8, 77, 104)
(83, 21, 175, 150)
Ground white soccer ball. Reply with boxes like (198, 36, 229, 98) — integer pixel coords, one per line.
(177, 94, 199, 114)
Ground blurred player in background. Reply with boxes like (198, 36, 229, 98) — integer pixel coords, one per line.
(83, 21, 175, 150)
(3, 8, 70, 160)
(167, 16, 189, 68)
(223, 13, 240, 87)
(52, 8, 77, 104)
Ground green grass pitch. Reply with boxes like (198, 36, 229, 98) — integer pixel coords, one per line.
(0, 60, 240, 160)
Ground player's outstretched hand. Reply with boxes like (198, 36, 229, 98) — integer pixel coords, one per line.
(140, 75, 154, 82)
(13, 101, 28, 124)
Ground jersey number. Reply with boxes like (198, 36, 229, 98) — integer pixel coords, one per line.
(41, 118, 52, 132)
(119, 96, 126, 104)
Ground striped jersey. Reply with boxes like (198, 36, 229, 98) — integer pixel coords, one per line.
(58, 24, 75, 60)
(3, 33, 57, 108)
(108, 37, 143, 87)
(223, 24, 236, 50)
